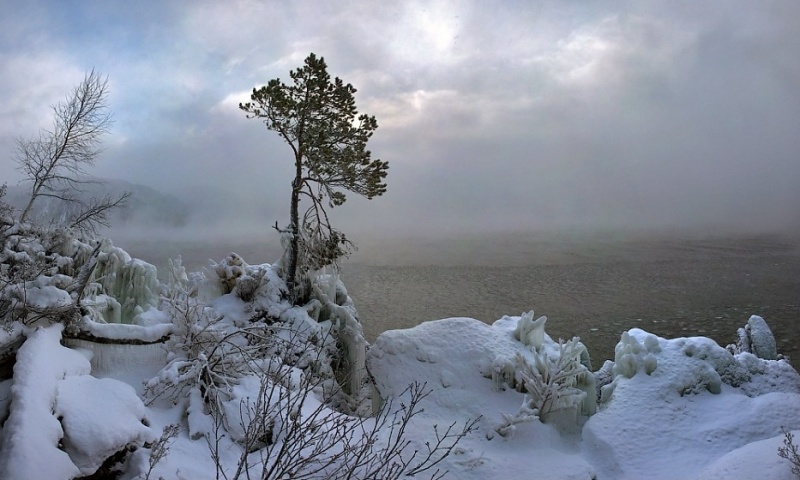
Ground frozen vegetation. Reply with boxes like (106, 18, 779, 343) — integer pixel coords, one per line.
(0, 219, 799, 479)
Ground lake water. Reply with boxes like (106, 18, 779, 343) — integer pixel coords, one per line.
(115, 231, 800, 364)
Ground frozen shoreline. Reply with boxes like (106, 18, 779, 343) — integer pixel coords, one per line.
(2, 225, 798, 478)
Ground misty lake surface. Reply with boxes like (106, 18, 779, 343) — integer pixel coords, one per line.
(116, 232, 800, 363)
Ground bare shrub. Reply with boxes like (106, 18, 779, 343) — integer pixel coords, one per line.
(146, 266, 476, 480)
(779, 427, 800, 478)
(140, 424, 181, 480)
(215, 372, 478, 480)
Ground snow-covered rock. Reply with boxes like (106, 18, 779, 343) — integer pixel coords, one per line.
(0, 324, 155, 479)
(745, 315, 778, 360)
(56, 374, 154, 475)
(0, 325, 86, 479)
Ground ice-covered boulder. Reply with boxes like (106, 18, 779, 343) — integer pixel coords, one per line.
(730, 315, 779, 361)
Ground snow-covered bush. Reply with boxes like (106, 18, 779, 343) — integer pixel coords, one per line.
(145, 259, 375, 435)
(210, 252, 246, 295)
(139, 424, 181, 480)
(487, 311, 596, 436)
(495, 336, 595, 437)
(518, 338, 595, 416)
(210, 358, 476, 480)
(143, 294, 236, 412)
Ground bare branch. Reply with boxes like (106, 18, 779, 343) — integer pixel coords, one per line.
(68, 191, 131, 235)
(14, 70, 126, 233)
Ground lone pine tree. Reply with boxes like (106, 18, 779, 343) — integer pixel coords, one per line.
(240, 53, 388, 299)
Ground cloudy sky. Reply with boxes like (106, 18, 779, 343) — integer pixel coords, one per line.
(1, 0, 799, 239)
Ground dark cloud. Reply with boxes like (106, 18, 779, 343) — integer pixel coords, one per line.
(1, 0, 798, 239)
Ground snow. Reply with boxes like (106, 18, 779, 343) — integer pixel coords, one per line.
(1, 223, 799, 479)
(690, 429, 800, 480)
(80, 317, 173, 342)
(0, 324, 85, 479)
(746, 314, 778, 360)
(367, 316, 800, 479)
(367, 315, 600, 478)
(55, 375, 155, 474)
(0, 324, 155, 478)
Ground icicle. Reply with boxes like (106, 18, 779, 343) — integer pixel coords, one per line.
(63, 338, 167, 375)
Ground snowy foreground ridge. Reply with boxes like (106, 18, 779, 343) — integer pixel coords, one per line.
(0, 224, 799, 479)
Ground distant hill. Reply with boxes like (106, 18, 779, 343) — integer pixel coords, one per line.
(3, 178, 191, 229)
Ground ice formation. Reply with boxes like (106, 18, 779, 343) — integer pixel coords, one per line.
(0, 222, 160, 328)
(611, 330, 661, 380)
(90, 245, 159, 324)
(313, 270, 368, 403)
(513, 310, 547, 349)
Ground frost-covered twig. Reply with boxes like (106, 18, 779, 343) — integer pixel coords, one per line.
(405, 416, 481, 478)
(219, 376, 476, 480)
(495, 399, 539, 438)
(141, 424, 180, 480)
(779, 427, 800, 478)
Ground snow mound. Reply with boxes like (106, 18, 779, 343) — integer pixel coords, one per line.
(56, 375, 154, 474)
(583, 328, 800, 480)
(368, 314, 598, 479)
(689, 429, 800, 480)
(0, 324, 154, 479)
(0, 325, 87, 479)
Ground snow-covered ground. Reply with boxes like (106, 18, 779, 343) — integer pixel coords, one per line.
(367, 316, 800, 480)
(0, 223, 798, 479)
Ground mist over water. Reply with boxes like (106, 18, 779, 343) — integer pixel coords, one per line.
(114, 228, 800, 363)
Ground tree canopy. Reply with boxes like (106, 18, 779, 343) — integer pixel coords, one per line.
(240, 53, 388, 299)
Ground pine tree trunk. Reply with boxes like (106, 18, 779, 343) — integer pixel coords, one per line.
(286, 154, 302, 300)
